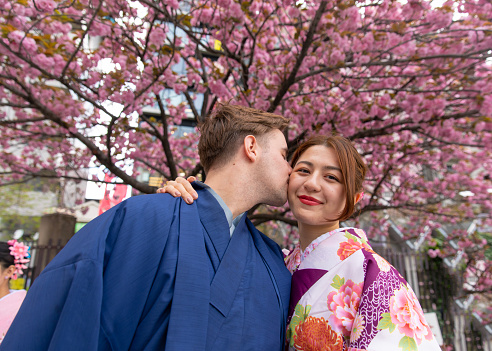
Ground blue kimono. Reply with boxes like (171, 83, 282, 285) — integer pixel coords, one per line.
(1, 183, 291, 350)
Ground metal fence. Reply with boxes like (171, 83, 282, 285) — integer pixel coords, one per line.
(20, 239, 65, 290)
(374, 246, 491, 351)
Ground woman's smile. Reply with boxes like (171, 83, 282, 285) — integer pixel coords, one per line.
(298, 195, 323, 206)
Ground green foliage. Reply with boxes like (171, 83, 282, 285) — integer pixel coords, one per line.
(478, 231, 492, 261)
(0, 214, 40, 237)
(0, 182, 46, 238)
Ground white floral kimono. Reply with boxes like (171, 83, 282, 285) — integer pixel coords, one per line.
(284, 227, 441, 351)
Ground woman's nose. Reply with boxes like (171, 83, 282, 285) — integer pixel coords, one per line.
(304, 175, 321, 191)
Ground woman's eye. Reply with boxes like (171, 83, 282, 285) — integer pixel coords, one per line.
(296, 168, 309, 174)
(326, 175, 339, 181)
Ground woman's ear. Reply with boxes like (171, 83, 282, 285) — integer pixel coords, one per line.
(354, 191, 364, 205)
(2, 265, 15, 279)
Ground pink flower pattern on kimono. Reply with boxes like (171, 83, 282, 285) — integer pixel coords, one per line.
(373, 253, 391, 272)
(350, 314, 365, 343)
(389, 285, 434, 344)
(285, 246, 302, 273)
(285, 239, 322, 273)
(326, 279, 364, 336)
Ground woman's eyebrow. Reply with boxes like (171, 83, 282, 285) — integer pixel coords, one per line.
(296, 160, 342, 173)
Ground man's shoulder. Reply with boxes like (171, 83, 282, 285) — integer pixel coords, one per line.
(125, 192, 179, 204)
(122, 193, 182, 212)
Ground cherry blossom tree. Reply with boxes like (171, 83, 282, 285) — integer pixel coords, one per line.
(0, 0, 490, 294)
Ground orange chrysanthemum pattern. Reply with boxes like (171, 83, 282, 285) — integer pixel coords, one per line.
(293, 316, 344, 351)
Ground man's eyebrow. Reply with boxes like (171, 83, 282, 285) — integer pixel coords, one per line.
(296, 160, 342, 172)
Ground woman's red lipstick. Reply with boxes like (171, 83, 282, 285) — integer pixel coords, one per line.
(298, 195, 322, 206)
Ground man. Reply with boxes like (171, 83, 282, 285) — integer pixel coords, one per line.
(1, 104, 292, 351)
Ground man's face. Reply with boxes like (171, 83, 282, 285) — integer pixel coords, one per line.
(255, 129, 291, 207)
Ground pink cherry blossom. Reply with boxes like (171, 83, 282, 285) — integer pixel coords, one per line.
(0, 0, 489, 290)
(35, 0, 56, 12)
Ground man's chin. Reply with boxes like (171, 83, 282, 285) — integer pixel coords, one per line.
(266, 195, 288, 207)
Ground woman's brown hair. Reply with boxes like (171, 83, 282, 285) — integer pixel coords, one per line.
(290, 135, 367, 222)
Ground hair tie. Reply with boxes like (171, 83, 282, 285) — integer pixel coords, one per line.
(7, 240, 30, 280)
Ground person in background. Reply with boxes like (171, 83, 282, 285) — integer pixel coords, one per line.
(1, 104, 292, 351)
(161, 135, 441, 350)
(0, 240, 29, 343)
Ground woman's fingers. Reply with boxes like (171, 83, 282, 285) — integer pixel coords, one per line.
(176, 177, 198, 200)
(157, 178, 198, 204)
(156, 187, 166, 194)
(156, 181, 181, 196)
(175, 183, 196, 203)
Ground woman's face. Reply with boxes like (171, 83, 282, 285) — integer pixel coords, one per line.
(0, 265, 10, 286)
(288, 145, 346, 232)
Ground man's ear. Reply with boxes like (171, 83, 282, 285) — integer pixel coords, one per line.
(243, 135, 259, 162)
(354, 191, 364, 205)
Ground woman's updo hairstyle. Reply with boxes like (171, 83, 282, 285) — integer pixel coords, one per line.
(290, 135, 368, 221)
(0, 241, 14, 270)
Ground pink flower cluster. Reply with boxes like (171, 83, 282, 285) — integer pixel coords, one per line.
(7, 240, 30, 280)
(427, 249, 441, 258)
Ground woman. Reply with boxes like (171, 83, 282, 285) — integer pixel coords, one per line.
(0, 240, 29, 343)
(160, 135, 441, 350)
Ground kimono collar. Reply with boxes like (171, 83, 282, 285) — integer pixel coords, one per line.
(196, 181, 244, 237)
(285, 227, 356, 274)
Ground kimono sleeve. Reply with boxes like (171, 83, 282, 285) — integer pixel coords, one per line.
(1, 194, 180, 351)
(0, 259, 104, 351)
(348, 249, 441, 351)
